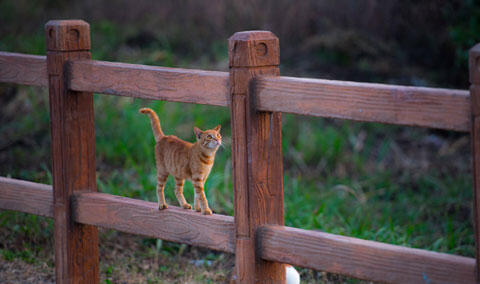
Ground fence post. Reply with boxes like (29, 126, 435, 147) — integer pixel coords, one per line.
(229, 31, 285, 283)
(470, 44, 480, 281)
(45, 20, 99, 283)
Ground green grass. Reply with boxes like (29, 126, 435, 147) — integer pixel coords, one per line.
(61, 93, 472, 259)
(0, 9, 476, 281)
(1, 89, 473, 283)
(91, 94, 474, 256)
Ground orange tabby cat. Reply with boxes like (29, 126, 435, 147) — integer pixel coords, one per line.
(140, 108, 221, 215)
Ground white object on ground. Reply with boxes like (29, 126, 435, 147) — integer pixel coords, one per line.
(286, 265, 300, 284)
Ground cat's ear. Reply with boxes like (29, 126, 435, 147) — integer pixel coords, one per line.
(214, 125, 221, 132)
(193, 127, 202, 139)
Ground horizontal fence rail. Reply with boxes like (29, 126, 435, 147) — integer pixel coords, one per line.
(258, 225, 476, 284)
(0, 52, 47, 87)
(68, 60, 229, 106)
(0, 177, 53, 217)
(0, 177, 234, 253)
(73, 192, 235, 253)
(256, 76, 471, 132)
(1, 176, 476, 283)
(0, 51, 472, 132)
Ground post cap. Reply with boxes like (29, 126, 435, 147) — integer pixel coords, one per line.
(45, 20, 90, 51)
(228, 31, 279, 67)
(469, 43, 480, 84)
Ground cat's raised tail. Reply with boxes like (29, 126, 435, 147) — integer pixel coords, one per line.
(139, 108, 164, 142)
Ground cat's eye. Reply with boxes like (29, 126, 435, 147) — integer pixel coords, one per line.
(217, 134, 221, 138)
(208, 134, 213, 139)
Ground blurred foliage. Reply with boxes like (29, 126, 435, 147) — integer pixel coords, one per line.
(1, 0, 480, 86)
(0, 1, 479, 282)
(449, 0, 480, 71)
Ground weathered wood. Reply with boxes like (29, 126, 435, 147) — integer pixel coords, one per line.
(72, 192, 234, 252)
(258, 225, 476, 284)
(0, 52, 47, 87)
(46, 20, 99, 284)
(470, 44, 480, 85)
(472, 115, 480, 281)
(2, 23, 477, 284)
(68, 59, 229, 106)
(256, 76, 471, 132)
(229, 31, 285, 283)
(469, 43, 480, 281)
(0, 177, 53, 217)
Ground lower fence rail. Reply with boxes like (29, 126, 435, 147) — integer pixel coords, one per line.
(0, 177, 234, 253)
(258, 225, 476, 284)
(72, 192, 235, 253)
(0, 176, 476, 283)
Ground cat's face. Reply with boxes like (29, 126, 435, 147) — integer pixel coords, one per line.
(194, 125, 222, 150)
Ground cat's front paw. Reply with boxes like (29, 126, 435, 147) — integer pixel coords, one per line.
(202, 208, 212, 215)
(194, 201, 201, 212)
(158, 204, 168, 210)
(182, 203, 192, 209)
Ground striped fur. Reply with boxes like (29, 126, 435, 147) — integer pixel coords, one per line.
(140, 107, 222, 215)
(139, 108, 164, 141)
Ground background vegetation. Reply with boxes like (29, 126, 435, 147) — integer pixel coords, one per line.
(1, 0, 479, 283)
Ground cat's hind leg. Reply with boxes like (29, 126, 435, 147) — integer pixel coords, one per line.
(156, 174, 169, 210)
(174, 177, 192, 209)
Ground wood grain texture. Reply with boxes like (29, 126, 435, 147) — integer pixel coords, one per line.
(472, 115, 480, 281)
(46, 20, 99, 284)
(469, 43, 480, 85)
(68, 59, 229, 106)
(256, 76, 471, 132)
(469, 45, 480, 281)
(0, 52, 47, 87)
(229, 31, 285, 283)
(72, 192, 235, 253)
(258, 225, 476, 284)
(228, 31, 280, 67)
(0, 177, 53, 217)
(45, 20, 91, 51)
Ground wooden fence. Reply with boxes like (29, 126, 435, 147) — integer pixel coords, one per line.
(0, 19, 478, 283)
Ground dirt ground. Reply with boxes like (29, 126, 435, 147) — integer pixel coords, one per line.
(0, 226, 367, 283)
(0, 258, 55, 284)
(0, 228, 234, 284)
